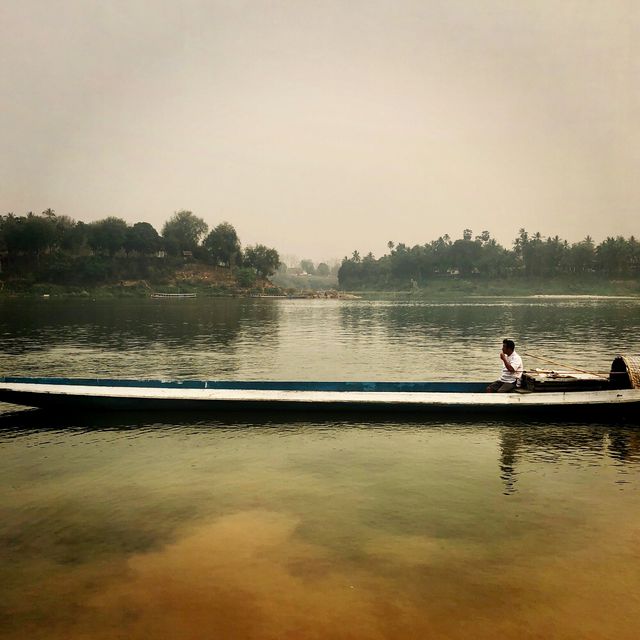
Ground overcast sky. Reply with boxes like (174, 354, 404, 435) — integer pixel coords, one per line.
(1, 0, 638, 262)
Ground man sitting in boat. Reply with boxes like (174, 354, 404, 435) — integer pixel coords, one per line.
(486, 339, 524, 393)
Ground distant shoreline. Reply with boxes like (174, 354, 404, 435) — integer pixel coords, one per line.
(0, 283, 360, 300)
(1, 277, 639, 300)
(346, 277, 640, 299)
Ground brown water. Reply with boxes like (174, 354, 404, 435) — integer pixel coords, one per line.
(1, 297, 640, 639)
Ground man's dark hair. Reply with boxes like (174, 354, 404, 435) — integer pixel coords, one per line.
(503, 339, 515, 350)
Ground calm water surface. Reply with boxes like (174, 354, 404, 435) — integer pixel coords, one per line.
(1, 296, 640, 639)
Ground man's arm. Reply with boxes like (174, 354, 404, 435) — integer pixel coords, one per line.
(500, 353, 516, 372)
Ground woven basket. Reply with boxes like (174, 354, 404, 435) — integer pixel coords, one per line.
(611, 354, 640, 389)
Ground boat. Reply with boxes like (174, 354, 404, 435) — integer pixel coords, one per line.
(150, 292, 197, 298)
(1, 355, 639, 416)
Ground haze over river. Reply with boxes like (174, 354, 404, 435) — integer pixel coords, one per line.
(1, 296, 640, 639)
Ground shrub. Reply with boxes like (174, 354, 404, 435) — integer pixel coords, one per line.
(235, 267, 257, 288)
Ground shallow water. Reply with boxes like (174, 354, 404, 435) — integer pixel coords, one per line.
(1, 296, 640, 639)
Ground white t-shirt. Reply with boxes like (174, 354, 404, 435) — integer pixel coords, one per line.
(500, 351, 523, 383)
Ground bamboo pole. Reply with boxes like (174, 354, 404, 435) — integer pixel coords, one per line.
(523, 352, 610, 379)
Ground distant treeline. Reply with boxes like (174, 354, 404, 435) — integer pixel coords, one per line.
(338, 229, 640, 289)
(0, 209, 280, 286)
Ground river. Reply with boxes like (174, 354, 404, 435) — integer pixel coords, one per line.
(1, 296, 639, 639)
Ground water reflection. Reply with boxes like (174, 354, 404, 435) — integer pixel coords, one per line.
(500, 425, 640, 498)
(2, 409, 639, 494)
(0, 298, 282, 378)
(607, 430, 640, 463)
(0, 298, 282, 352)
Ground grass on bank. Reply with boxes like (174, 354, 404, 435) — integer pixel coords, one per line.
(348, 276, 640, 299)
(1, 275, 639, 299)
(0, 282, 285, 299)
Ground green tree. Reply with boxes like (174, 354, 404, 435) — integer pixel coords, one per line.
(54, 216, 78, 253)
(389, 243, 414, 282)
(88, 217, 129, 256)
(450, 230, 481, 276)
(475, 230, 491, 245)
(2, 213, 57, 258)
(337, 256, 359, 288)
(562, 237, 595, 274)
(59, 220, 88, 255)
(1, 214, 25, 254)
(542, 236, 568, 276)
(0, 215, 7, 253)
(25, 213, 57, 257)
(596, 236, 631, 276)
(203, 222, 241, 267)
(431, 235, 452, 274)
(477, 237, 514, 277)
(517, 230, 545, 276)
(243, 244, 281, 278)
(162, 210, 208, 255)
(629, 236, 640, 275)
(316, 262, 330, 276)
(513, 228, 529, 265)
(124, 222, 161, 255)
(235, 266, 257, 288)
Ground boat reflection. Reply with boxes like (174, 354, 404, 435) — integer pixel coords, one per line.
(1, 408, 639, 501)
(499, 422, 640, 494)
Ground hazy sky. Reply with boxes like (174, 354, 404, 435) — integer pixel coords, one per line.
(1, 1, 638, 261)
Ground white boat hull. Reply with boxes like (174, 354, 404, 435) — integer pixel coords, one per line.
(1, 379, 639, 416)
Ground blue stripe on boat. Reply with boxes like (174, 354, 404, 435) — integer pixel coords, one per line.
(0, 377, 489, 393)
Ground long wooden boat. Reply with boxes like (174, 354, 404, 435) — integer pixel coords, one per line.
(1, 356, 639, 416)
(150, 292, 197, 299)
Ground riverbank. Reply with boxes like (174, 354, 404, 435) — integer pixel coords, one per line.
(0, 282, 360, 300)
(0, 281, 273, 299)
(348, 277, 640, 299)
(1, 276, 638, 299)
